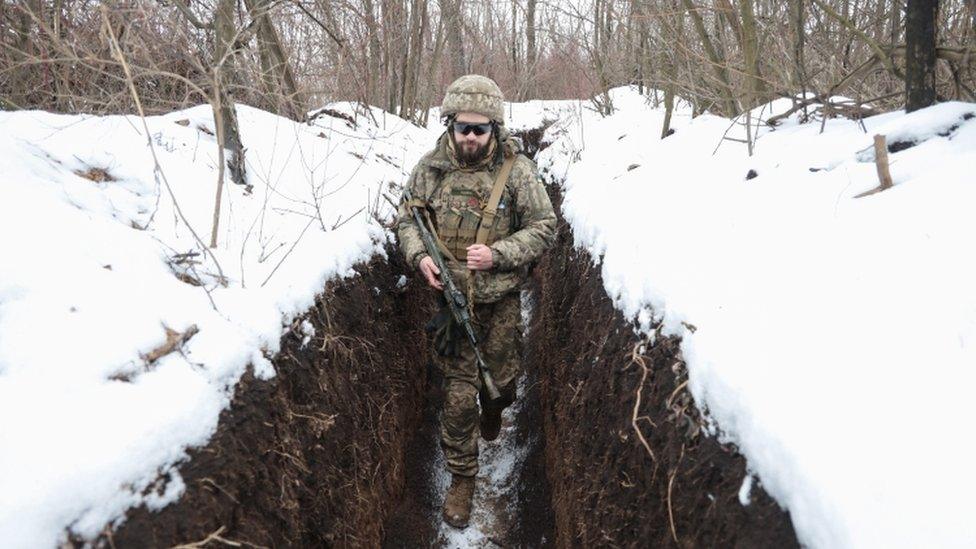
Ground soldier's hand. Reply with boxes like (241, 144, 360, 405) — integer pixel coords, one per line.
(419, 256, 444, 290)
(466, 244, 494, 271)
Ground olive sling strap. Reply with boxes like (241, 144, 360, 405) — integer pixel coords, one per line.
(465, 155, 516, 313)
(476, 155, 516, 246)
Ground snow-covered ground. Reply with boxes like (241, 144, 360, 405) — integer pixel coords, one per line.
(536, 87, 976, 548)
(0, 103, 432, 547)
(4, 86, 974, 549)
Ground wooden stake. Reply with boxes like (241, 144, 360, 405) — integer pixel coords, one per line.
(873, 134, 894, 190)
(855, 134, 895, 198)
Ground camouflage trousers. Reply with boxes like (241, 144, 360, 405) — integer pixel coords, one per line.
(439, 291, 521, 477)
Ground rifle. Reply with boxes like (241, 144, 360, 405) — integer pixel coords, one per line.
(404, 189, 503, 401)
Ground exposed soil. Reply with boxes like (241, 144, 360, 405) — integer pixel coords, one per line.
(104, 246, 433, 548)
(525, 187, 800, 547)
(99, 126, 799, 548)
(380, 359, 443, 547)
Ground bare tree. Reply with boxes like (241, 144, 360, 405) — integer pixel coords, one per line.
(443, 0, 466, 76)
(905, 0, 939, 111)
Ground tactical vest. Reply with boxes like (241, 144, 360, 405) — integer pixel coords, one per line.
(428, 156, 516, 261)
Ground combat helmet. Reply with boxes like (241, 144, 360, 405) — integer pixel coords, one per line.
(441, 75, 505, 124)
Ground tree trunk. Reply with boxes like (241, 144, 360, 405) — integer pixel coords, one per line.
(890, 0, 903, 44)
(590, 0, 614, 114)
(422, 9, 446, 125)
(443, 0, 466, 76)
(791, 0, 808, 94)
(905, 0, 939, 111)
(213, 0, 247, 189)
(525, 0, 537, 99)
(399, 0, 427, 122)
(739, 0, 765, 107)
(680, 0, 739, 115)
(662, 85, 675, 138)
(511, 0, 519, 89)
(8, 2, 34, 108)
(381, 0, 403, 113)
(363, 0, 383, 106)
(244, 0, 304, 119)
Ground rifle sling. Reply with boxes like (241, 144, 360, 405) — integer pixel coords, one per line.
(476, 155, 516, 246)
(467, 155, 516, 314)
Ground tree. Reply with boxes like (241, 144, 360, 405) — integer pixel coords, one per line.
(212, 0, 247, 190)
(244, 0, 304, 119)
(443, 0, 466, 76)
(905, 0, 939, 111)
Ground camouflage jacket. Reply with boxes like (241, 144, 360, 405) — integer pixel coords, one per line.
(396, 131, 556, 303)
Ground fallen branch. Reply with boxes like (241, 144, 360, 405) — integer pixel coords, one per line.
(142, 324, 200, 365)
(766, 95, 878, 127)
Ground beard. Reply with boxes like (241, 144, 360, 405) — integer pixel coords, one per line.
(456, 139, 491, 165)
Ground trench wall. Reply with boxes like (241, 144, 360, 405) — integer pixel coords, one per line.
(525, 189, 799, 547)
(107, 246, 433, 547)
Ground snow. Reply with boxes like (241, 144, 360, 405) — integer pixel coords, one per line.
(537, 87, 976, 548)
(4, 82, 974, 548)
(738, 474, 754, 506)
(0, 104, 431, 547)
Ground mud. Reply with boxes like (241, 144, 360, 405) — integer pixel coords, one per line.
(525, 188, 799, 547)
(105, 246, 433, 548)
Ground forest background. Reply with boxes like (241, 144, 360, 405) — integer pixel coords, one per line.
(1, 0, 974, 181)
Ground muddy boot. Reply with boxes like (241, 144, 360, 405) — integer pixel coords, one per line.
(442, 474, 475, 528)
(479, 406, 502, 441)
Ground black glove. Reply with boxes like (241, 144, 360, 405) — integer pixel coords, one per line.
(425, 302, 460, 357)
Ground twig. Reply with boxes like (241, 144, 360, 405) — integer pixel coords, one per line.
(101, 7, 227, 286)
(330, 206, 366, 230)
(210, 74, 226, 249)
(198, 477, 240, 505)
(667, 445, 686, 545)
(170, 0, 214, 30)
(142, 324, 200, 364)
(169, 526, 241, 548)
(260, 216, 316, 287)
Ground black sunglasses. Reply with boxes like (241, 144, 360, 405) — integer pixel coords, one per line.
(451, 121, 494, 136)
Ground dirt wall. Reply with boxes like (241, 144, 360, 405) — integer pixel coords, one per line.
(525, 190, 799, 547)
(106, 246, 433, 548)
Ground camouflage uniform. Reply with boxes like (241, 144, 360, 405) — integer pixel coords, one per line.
(396, 75, 556, 477)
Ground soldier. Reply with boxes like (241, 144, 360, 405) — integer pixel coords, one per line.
(396, 74, 556, 528)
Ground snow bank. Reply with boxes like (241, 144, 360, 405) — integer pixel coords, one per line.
(537, 87, 976, 548)
(0, 104, 431, 547)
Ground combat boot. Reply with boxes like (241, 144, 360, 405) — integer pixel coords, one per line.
(479, 407, 502, 441)
(442, 474, 475, 528)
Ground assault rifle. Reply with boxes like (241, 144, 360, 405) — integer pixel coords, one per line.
(404, 189, 503, 401)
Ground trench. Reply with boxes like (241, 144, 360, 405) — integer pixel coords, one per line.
(104, 250, 434, 547)
(101, 128, 798, 548)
